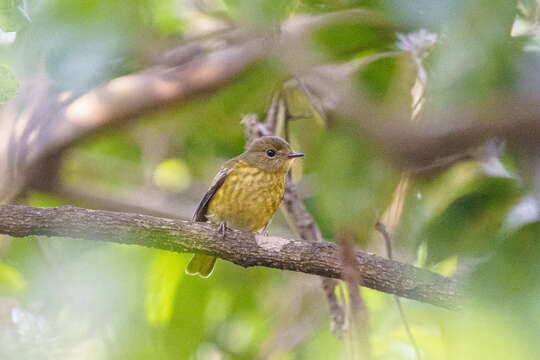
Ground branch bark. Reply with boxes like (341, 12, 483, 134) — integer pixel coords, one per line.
(0, 204, 461, 310)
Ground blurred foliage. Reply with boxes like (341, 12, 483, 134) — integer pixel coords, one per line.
(0, 259, 26, 293)
(313, 23, 396, 61)
(146, 251, 189, 326)
(358, 56, 397, 100)
(1, 0, 540, 359)
(0, 63, 17, 103)
(423, 176, 520, 265)
(0, 0, 27, 32)
(223, 0, 293, 25)
(314, 128, 399, 242)
(149, 0, 186, 35)
(153, 158, 192, 193)
(470, 222, 540, 352)
(298, 0, 381, 13)
(417, 0, 520, 106)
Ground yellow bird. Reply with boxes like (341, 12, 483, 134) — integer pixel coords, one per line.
(186, 136, 304, 277)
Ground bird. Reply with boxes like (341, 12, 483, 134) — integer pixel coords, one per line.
(186, 136, 304, 277)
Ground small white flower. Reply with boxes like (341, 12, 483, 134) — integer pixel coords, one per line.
(396, 29, 437, 59)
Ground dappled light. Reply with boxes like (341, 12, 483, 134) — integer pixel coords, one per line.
(1, 0, 540, 359)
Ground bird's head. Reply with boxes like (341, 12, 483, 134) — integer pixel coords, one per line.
(241, 136, 304, 173)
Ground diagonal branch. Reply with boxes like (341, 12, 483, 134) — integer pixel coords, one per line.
(0, 8, 390, 202)
(0, 38, 264, 201)
(0, 204, 461, 310)
(43, 40, 265, 162)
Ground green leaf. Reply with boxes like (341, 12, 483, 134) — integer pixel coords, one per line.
(358, 55, 397, 100)
(0, 64, 18, 104)
(145, 251, 189, 326)
(425, 0, 520, 106)
(0, 261, 26, 293)
(0, 0, 27, 32)
(432, 255, 457, 276)
(471, 221, 540, 302)
(466, 222, 540, 354)
(313, 23, 395, 61)
(423, 176, 520, 265)
(441, 305, 535, 360)
(315, 128, 399, 243)
(223, 0, 293, 25)
(150, 0, 185, 35)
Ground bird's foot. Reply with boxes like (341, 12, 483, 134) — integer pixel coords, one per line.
(258, 220, 271, 236)
(258, 228, 270, 236)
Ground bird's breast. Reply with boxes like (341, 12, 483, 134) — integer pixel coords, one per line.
(206, 164, 285, 232)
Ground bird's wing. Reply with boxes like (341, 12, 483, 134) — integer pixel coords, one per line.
(192, 166, 233, 222)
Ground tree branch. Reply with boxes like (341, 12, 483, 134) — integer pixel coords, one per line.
(0, 37, 264, 201)
(0, 8, 389, 202)
(335, 90, 540, 171)
(0, 204, 461, 310)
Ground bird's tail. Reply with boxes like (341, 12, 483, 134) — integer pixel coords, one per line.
(186, 254, 216, 278)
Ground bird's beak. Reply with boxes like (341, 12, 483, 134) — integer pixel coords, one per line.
(287, 151, 304, 158)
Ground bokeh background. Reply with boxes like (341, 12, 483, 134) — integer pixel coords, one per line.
(1, 0, 540, 359)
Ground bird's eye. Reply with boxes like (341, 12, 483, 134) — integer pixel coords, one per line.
(266, 149, 276, 157)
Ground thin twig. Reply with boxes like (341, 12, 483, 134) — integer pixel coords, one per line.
(265, 90, 282, 135)
(243, 103, 348, 336)
(376, 222, 422, 360)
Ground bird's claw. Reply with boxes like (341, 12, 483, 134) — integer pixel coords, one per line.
(218, 222, 228, 240)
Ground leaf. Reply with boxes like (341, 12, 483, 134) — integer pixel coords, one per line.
(441, 306, 535, 360)
(223, 0, 293, 24)
(0, 261, 26, 293)
(471, 221, 540, 301)
(313, 22, 396, 61)
(427, 0, 520, 106)
(467, 222, 540, 350)
(423, 176, 520, 265)
(150, 0, 185, 35)
(0, 64, 18, 104)
(315, 129, 399, 243)
(358, 55, 397, 100)
(145, 251, 189, 326)
(0, 0, 27, 32)
(432, 255, 457, 276)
